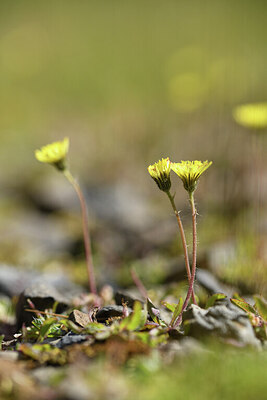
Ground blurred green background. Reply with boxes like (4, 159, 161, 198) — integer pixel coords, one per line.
(0, 0, 266, 292)
(0, 0, 266, 174)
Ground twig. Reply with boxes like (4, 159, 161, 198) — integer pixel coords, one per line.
(24, 309, 69, 319)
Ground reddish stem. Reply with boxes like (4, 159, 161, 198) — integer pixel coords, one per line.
(64, 170, 97, 296)
(173, 191, 197, 328)
(166, 191, 197, 305)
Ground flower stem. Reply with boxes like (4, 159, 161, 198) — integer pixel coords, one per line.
(173, 191, 197, 328)
(64, 169, 97, 296)
(166, 191, 197, 305)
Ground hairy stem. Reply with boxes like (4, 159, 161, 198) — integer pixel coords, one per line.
(64, 169, 97, 296)
(166, 191, 196, 305)
(173, 191, 197, 328)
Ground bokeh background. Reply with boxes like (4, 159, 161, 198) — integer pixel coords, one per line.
(0, 0, 266, 296)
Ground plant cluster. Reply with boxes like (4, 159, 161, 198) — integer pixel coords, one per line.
(148, 157, 212, 327)
(0, 139, 261, 382)
(32, 137, 267, 360)
(35, 139, 213, 328)
(16, 292, 267, 367)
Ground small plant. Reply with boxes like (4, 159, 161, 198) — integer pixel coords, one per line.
(148, 158, 212, 327)
(148, 158, 196, 304)
(230, 294, 267, 339)
(35, 138, 98, 300)
(24, 316, 65, 342)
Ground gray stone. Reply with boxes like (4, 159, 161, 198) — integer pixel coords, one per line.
(183, 299, 261, 348)
(16, 282, 72, 327)
(69, 310, 91, 328)
(95, 305, 129, 323)
(54, 332, 90, 349)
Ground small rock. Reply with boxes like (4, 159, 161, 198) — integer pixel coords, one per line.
(16, 282, 71, 327)
(95, 305, 127, 323)
(55, 332, 90, 349)
(183, 299, 261, 348)
(69, 310, 91, 328)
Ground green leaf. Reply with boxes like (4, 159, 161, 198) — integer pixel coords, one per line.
(206, 293, 227, 308)
(230, 298, 256, 314)
(170, 297, 183, 327)
(82, 322, 106, 334)
(38, 318, 58, 342)
(254, 295, 267, 321)
(120, 301, 145, 331)
(147, 298, 161, 325)
(128, 301, 145, 331)
(231, 296, 263, 327)
(161, 301, 177, 313)
(60, 319, 83, 334)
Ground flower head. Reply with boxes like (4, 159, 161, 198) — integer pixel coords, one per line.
(171, 160, 212, 193)
(148, 157, 171, 192)
(35, 137, 69, 171)
(233, 103, 267, 129)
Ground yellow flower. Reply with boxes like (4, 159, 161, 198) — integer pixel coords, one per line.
(35, 137, 69, 171)
(233, 103, 267, 129)
(171, 160, 212, 193)
(148, 157, 171, 192)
